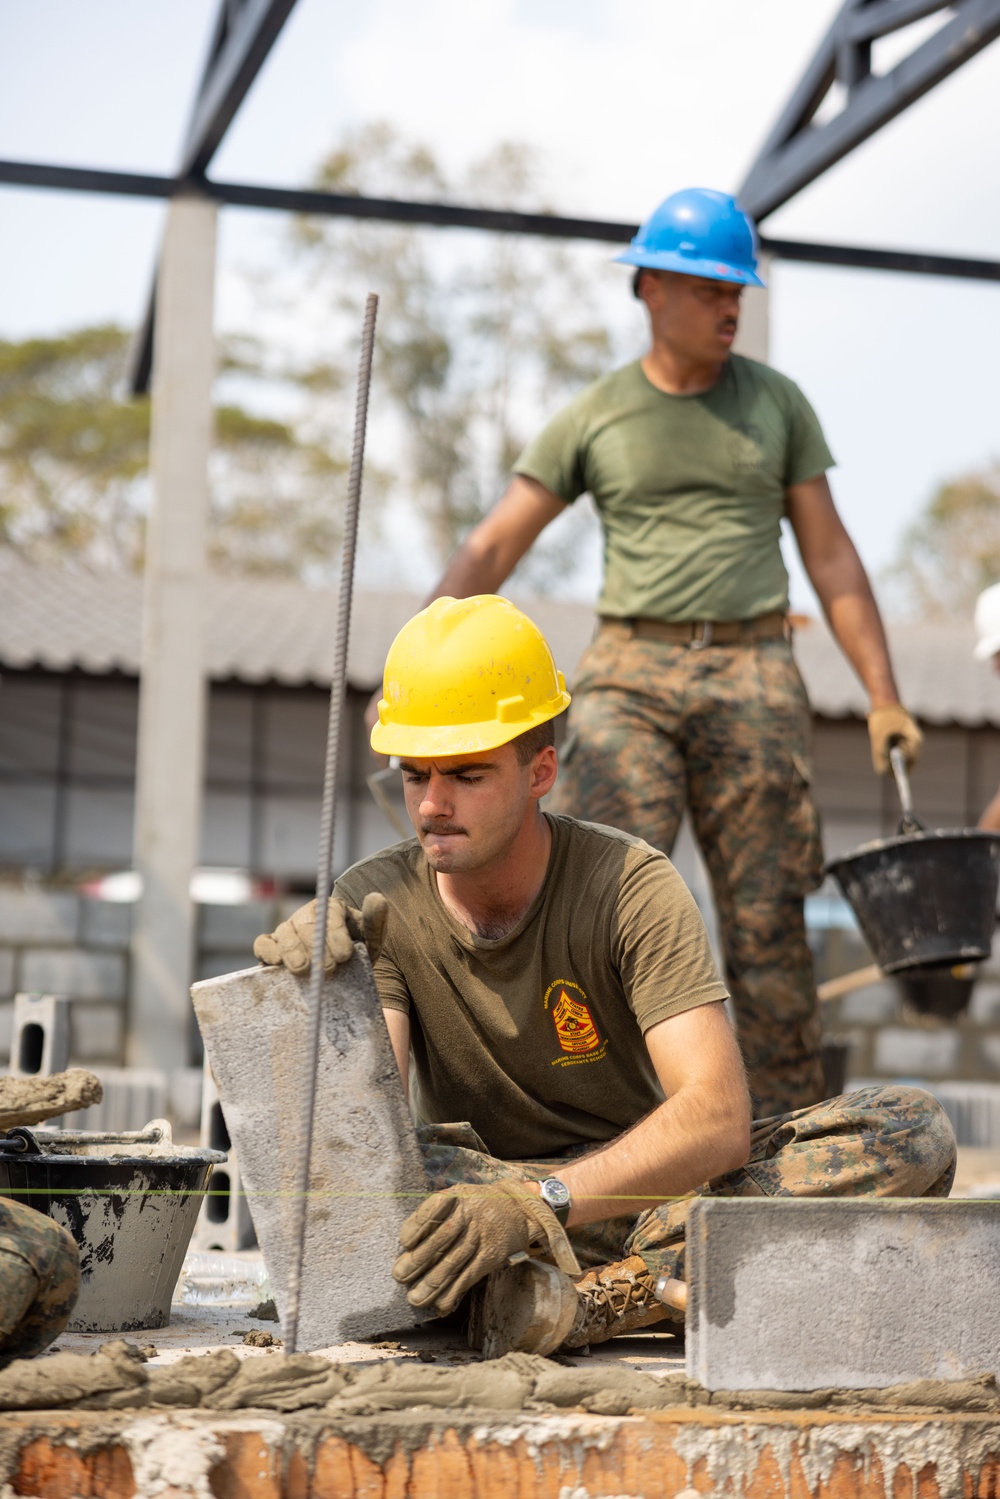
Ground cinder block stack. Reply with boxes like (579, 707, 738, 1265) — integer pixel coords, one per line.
(189, 1056, 257, 1252)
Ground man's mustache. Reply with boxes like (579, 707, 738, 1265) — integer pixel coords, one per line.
(420, 823, 467, 837)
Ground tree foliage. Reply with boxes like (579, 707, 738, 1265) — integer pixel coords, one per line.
(0, 127, 618, 587)
(290, 123, 614, 583)
(883, 464, 1000, 620)
(0, 325, 344, 576)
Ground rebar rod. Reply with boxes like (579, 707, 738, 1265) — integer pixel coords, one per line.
(284, 292, 378, 1355)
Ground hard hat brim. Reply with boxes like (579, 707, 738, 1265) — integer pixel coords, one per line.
(370, 693, 571, 759)
(614, 247, 766, 289)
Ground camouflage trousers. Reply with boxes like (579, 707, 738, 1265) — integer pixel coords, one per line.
(0, 1197, 79, 1364)
(548, 622, 826, 1116)
(417, 1085, 957, 1284)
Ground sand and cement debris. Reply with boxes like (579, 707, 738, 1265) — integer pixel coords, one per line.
(2, 1342, 998, 1418)
(0, 1069, 102, 1128)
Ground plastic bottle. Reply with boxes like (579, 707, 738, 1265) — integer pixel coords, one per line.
(178, 1251, 271, 1306)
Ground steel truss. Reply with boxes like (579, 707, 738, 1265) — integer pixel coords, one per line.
(739, 0, 1000, 221)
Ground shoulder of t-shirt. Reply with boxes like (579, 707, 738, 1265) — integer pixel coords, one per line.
(334, 838, 424, 903)
(730, 353, 810, 414)
(532, 361, 646, 433)
(549, 813, 665, 867)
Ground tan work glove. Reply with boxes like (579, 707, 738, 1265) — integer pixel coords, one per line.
(253, 892, 389, 976)
(867, 704, 923, 775)
(392, 1181, 581, 1317)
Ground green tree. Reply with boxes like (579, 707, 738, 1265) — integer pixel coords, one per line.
(0, 325, 345, 576)
(290, 123, 614, 585)
(883, 464, 1000, 619)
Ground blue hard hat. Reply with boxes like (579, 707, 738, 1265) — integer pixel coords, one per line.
(615, 188, 766, 288)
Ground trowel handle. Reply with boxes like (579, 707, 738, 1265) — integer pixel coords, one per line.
(889, 742, 924, 835)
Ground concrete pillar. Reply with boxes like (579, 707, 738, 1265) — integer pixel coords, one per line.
(128, 195, 217, 1070)
(733, 250, 771, 364)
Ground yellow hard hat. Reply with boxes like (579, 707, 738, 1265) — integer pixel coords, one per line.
(371, 595, 571, 758)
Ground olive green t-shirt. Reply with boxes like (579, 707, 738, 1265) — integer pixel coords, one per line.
(514, 354, 834, 623)
(334, 814, 728, 1161)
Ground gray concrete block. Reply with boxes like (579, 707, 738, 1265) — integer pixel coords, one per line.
(970, 981, 1000, 1024)
(687, 1197, 1000, 1390)
(0, 950, 14, 1000)
(873, 1025, 961, 1077)
(191, 953, 428, 1349)
(20, 948, 126, 1001)
(61, 1068, 168, 1132)
(0, 1003, 13, 1062)
(195, 951, 255, 983)
(10, 993, 70, 1076)
(0, 888, 78, 944)
(838, 981, 899, 1024)
(79, 897, 132, 949)
(199, 902, 275, 953)
(69, 1001, 124, 1063)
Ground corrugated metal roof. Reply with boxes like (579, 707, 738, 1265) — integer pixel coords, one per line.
(1, 552, 998, 726)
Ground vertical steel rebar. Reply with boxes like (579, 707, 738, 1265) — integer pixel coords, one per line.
(284, 292, 378, 1355)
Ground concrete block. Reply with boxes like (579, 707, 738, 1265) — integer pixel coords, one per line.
(191, 953, 428, 1348)
(195, 951, 254, 983)
(20, 949, 126, 1002)
(199, 902, 275, 953)
(873, 1025, 960, 1077)
(190, 1151, 257, 1252)
(169, 1066, 204, 1131)
(970, 981, 1000, 1024)
(9, 993, 70, 1076)
(687, 1197, 1000, 1390)
(69, 1001, 124, 1063)
(0, 950, 14, 1000)
(978, 1035, 1000, 1076)
(838, 981, 899, 1024)
(190, 1061, 255, 1249)
(0, 1003, 13, 1062)
(61, 1068, 168, 1132)
(79, 897, 132, 949)
(928, 1081, 1000, 1148)
(0, 888, 78, 944)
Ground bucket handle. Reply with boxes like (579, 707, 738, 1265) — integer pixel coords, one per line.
(890, 743, 925, 836)
(0, 1128, 42, 1155)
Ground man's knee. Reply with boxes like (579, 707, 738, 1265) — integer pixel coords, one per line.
(861, 1084, 958, 1197)
(0, 1214, 80, 1360)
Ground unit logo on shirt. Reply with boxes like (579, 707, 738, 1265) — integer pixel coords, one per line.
(543, 979, 608, 1067)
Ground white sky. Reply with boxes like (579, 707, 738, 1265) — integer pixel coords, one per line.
(0, 0, 998, 612)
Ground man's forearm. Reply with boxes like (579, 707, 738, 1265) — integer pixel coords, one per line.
(538, 1085, 750, 1228)
(809, 554, 899, 709)
(421, 476, 566, 607)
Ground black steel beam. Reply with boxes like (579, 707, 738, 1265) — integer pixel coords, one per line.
(3, 156, 999, 281)
(739, 0, 1000, 221)
(760, 236, 1000, 283)
(180, 0, 299, 177)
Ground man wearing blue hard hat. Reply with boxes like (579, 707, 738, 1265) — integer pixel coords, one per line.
(407, 187, 922, 1118)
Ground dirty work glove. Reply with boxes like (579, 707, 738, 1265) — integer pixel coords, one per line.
(253, 892, 389, 977)
(867, 704, 923, 775)
(392, 1181, 581, 1318)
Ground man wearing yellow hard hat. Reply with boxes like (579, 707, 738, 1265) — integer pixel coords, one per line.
(257, 596, 954, 1354)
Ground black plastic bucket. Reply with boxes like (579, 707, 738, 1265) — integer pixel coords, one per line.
(826, 829, 1000, 975)
(0, 1121, 224, 1332)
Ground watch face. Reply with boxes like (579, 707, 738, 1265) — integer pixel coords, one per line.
(542, 1177, 571, 1210)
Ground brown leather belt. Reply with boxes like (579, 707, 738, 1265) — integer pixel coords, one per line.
(601, 611, 789, 649)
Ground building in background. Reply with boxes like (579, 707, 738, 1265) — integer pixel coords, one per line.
(1, 551, 999, 1079)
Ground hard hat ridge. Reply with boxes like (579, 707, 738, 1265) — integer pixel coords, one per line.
(371, 595, 572, 757)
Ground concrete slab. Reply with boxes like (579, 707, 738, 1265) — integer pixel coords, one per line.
(190, 955, 428, 1350)
(687, 1197, 1000, 1391)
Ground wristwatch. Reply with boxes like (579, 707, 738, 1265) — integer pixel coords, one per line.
(538, 1176, 572, 1226)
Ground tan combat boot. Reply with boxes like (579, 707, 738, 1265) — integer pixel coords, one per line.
(472, 1252, 684, 1357)
(561, 1254, 682, 1349)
